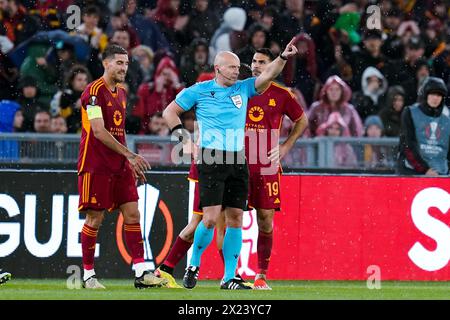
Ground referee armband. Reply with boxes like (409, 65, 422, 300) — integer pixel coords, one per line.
(86, 105, 103, 120)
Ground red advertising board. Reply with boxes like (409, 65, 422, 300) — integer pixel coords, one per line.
(198, 175, 450, 280)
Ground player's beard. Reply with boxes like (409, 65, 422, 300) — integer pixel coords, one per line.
(113, 71, 126, 84)
(252, 70, 261, 77)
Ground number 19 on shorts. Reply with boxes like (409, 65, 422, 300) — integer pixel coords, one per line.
(266, 181, 279, 197)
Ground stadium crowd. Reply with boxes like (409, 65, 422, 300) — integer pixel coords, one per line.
(0, 0, 449, 168)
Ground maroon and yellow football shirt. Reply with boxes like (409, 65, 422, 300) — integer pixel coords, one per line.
(245, 82, 304, 173)
(78, 77, 128, 175)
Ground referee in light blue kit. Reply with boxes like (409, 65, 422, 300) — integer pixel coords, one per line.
(163, 38, 298, 290)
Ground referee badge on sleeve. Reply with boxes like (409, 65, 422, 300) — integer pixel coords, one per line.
(231, 95, 243, 108)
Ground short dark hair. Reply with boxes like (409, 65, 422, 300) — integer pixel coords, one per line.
(83, 5, 100, 17)
(151, 112, 164, 119)
(34, 110, 51, 118)
(65, 64, 91, 88)
(255, 48, 275, 61)
(102, 44, 128, 60)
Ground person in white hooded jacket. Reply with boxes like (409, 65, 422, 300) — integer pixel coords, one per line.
(209, 7, 247, 64)
(352, 66, 388, 121)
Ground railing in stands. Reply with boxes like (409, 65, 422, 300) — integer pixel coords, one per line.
(0, 133, 400, 170)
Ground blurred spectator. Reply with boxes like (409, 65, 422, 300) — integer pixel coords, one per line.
(0, 100, 22, 132)
(148, 0, 189, 57)
(307, 75, 363, 137)
(136, 111, 172, 164)
(0, 27, 18, 100)
(133, 56, 184, 133)
(124, 0, 171, 53)
(364, 115, 384, 138)
(131, 45, 155, 82)
(147, 112, 169, 136)
(16, 76, 46, 132)
(110, 29, 143, 96)
(396, 20, 421, 47)
(181, 110, 195, 134)
(54, 42, 78, 89)
(431, 34, 450, 86)
(50, 115, 68, 134)
(106, 11, 140, 49)
(237, 23, 269, 65)
(341, 29, 387, 91)
(0, 99, 21, 160)
(74, 5, 108, 53)
(279, 0, 305, 46)
(185, 0, 220, 43)
(383, 6, 403, 36)
(316, 111, 358, 168)
(384, 36, 426, 87)
(28, 0, 64, 30)
(0, 0, 39, 45)
(209, 6, 247, 63)
(398, 76, 450, 176)
(378, 85, 406, 137)
(423, 19, 445, 58)
(0, 25, 13, 55)
(180, 38, 211, 87)
(382, 9, 408, 60)
(283, 32, 321, 107)
(259, 5, 282, 55)
(33, 110, 51, 133)
(352, 67, 388, 121)
(400, 58, 430, 106)
(242, 0, 265, 29)
(12, 106, 23, 132)
(51, 65, 91, 133)
(19, 43, 58, 106)
(361, 115, 388, 168)
(331, 3, 361, 46)
(74, 0, 111, 29)
(148, 0, 189, 32)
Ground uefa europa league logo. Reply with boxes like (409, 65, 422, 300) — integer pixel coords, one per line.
(430, 122, 438, 140)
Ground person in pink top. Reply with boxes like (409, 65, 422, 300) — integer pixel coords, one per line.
(307, 75, 363, 138)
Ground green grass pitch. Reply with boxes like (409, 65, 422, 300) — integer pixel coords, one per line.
(0, 279, 449, 300)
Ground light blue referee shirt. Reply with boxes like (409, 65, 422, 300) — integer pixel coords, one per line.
(175, 78, 258, 152)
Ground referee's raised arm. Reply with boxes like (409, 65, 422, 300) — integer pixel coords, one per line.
(254, 37, 298, 93)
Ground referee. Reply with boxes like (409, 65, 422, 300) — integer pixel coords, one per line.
(163, 38, 298, 290)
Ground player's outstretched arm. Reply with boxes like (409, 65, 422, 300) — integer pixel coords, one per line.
(255, 37, 298, 93)
(90, 117, 150, 182)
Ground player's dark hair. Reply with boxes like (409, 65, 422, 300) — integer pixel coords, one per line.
(102, 44, 128, 60)
(255, 48, 275, 61)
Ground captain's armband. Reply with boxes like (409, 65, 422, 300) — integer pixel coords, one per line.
(87, 105, 103, 120)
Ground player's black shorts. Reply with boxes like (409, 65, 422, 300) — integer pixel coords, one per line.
(197, 148, 249, 210)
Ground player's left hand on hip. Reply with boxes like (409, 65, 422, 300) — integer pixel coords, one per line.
(281, 37, 298, 58)
(268, 146, 280, 165)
